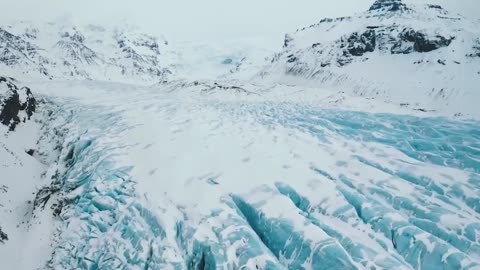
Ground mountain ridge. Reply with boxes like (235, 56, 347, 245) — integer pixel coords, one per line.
(256, 0, 480, 118)
(0, 21, 175, 84)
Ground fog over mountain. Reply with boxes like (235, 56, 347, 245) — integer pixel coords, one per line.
(1, 0, 479, 41)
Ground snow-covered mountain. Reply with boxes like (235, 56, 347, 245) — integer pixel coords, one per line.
(0, 22, 174, 84)
(260, 0, 480, 118)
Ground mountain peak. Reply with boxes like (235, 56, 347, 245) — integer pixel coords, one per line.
(369, 0, 409, 12)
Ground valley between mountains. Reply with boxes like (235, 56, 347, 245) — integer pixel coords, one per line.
(1, 0, 480, 269)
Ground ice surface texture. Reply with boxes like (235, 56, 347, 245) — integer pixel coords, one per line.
(37, 92, 480, 270)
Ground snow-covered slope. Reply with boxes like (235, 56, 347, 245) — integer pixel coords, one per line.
(0, 78, 57, 269)
(0, 22, 175, 84)
(260, 0, 480, 118)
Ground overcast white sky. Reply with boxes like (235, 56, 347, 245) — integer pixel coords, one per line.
(1, 0, 479, 42)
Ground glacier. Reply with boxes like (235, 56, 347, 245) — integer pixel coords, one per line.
(1, 79, 474, 269)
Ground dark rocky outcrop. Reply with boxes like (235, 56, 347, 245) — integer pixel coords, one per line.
(203, 82, 254, 95)
(0, 226, 7, 244)
(467, 39, 480, 57)
(0, 28, 47, 67)
(391, 28, 454, 54)
(54, 29, 101, 66)
(0, 88, 22, 130)
(0, 77, 37, 131)
(284, 34, 294, 48)
(55, 40, 100, 65)
(24, 87, 36, 119)
(116, 35, 170, 78)
(287, 54, 297, 63)
(427, 4, 443, 10)
(412, 34, 453, 53)
(369, 0, 409, 12)
(33, 181, 62, 210)
(344, 30, 376, 56)
(283, 24, 455, 69)
(61, 30, 85, 43)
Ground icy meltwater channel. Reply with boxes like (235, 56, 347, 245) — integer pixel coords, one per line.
(36, 82, 480, 269)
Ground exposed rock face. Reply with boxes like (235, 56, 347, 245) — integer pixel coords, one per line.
(284, 34, 294, 48)
(0, 226, 7, 244)
(414, 34, 453, 53)
(270, 0, 466, 72)
(0, 184, 8, 244)
(467, 39, 480, 57)
(61, 30, 85, 43)
(0, 23, 174, 83)
(55, 29, 101, 66)
(391, 28, 454, 54)
(23, 87, 36, 119)
(33, 181, 62, 211)
(258, 0, 480, 118)
(295, 26, 454, 68)
(0, 76, 36, 131)
(0, 28, 50, 76)
(115, 32, 170, 78)
(369, 0, 409, 12)
(344, 30, 376, 57)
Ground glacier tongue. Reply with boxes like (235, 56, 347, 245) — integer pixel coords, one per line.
(13, 80, 476, 270)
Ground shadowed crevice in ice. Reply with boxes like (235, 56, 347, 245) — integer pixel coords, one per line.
(354, 156, 445, 195)
(331, 158, 480, 260)
(175, 216, 228, 270)
(301, 111, 480, 173)
(175, 227, 218, 270)
(464, 174, 480, 213)
(32, 97, 480, 270)
(274, 182, 412, 269)
(218, 103, 480, 173)
(231, 187, 358, 270)
(49, 143, 185, 269)
(175, 199, 285, 270)
(352, 156, 480, 215)
(334, 177, 480, 269)
(40, 108, 186, 270)
(343, 171, 480, 257)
